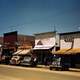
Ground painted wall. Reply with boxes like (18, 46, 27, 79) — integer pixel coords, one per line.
(60, 32, 80, 49)
(34, 32, 56, 47)
(74, 38, 80, 48)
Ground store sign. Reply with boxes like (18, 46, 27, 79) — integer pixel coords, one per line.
(4, 31, 17, 44)
(64, 35, 74, 42)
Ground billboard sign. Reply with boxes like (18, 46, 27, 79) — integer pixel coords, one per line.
(4, 31, 17, 45)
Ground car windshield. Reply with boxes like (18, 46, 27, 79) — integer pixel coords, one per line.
(23, 56, 31, 61)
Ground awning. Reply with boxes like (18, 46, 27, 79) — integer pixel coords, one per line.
(17, 49, 31, 55)
(13, 50, 22, 55)
(33, 45, 53, 50)
(52, 49, 71, 54)
(67, 48, 80, 54)
(52, 48, 80, 55)
(13, 49, 31, 55)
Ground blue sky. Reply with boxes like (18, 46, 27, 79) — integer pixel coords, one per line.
(0, 0, 80, 36)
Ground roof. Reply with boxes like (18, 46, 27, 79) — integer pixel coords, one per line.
(34, 31, 56, 36)
(52, 48, 80, 55)
(59, 31, 80, 35)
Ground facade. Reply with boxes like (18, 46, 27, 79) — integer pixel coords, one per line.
(0, 37, 3, 45)
(1, 31, 35, 64)
(0, 36, 3, 62)
(18, 34, 35, 48)
(3, 31, 17, 52)
(33, 31, 60, 65)
(3, 31, 35, 53)
(55, 31, 80, 68)
(60, 31, 80, 49)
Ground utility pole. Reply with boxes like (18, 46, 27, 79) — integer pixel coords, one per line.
(50, 24, 56, 32)
(54, 24, 56, 32)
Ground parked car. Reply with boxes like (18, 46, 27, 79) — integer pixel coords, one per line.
(10, 55, 23, 65)
(20, 55, 37, 67)
(49, 55, 70, 71)
(1, 55, 12, 64)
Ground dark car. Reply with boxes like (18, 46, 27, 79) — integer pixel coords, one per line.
(20, 55, 37, 67)
(49, 55, 70, 71)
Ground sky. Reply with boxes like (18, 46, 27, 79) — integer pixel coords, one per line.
(0, 0, 80, 36)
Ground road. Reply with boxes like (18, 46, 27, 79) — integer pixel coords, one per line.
(0, 64, 80, 80)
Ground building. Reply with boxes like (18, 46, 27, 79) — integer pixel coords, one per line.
(18, 34, 35, 48)
(14, 34, 35, 55)
(0, 37, 3, 45)
(0, 36, 3, 62)
(33, 31, 60, 65)
(54, 31, 80, 68)
(1, 31, 35, 64)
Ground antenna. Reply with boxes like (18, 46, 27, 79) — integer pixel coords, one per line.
(50, 24, 56, 32)
(54, 24, 56, 32)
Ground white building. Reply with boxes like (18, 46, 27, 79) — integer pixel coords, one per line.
(55, 31, 80, 68)
(33, 31, 60, 65)
(56, 31, 80, 54)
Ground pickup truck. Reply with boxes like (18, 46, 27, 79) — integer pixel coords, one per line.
(49, 55, 71, 71)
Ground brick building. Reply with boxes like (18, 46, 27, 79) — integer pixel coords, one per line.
(2, 31, 35, 63)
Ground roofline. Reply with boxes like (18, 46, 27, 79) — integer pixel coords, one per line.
(18, 34, 34, 37)
(34, 31, 56, 35)
(59, 31, 80, 35)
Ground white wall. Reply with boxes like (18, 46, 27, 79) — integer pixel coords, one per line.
(60, 32, 80, 49)
(74, 38, 80, 48)
(60, 40, 72, 49)
(35, 37, 55, 46)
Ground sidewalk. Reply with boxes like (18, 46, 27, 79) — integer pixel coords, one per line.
(37, 65, 49, 69)
(37, 65, 80, 72)
(69, 68, 80, 72)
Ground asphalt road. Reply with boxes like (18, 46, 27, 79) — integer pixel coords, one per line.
(0, 65, 80, 80)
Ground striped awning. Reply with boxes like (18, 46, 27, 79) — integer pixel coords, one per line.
(18, 49, 31, 55)
(52, 48, 80, 55)
(13, 50, 22, 55)
(13, 49, 31, 55)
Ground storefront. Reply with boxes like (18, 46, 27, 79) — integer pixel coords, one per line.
(33, 32, 60, 65)
(53, 48, 80, 68)
(52, 31, 80, 68)
(33, 45, 53, 65)
(10, 45, 32, 65)
(2, 31, 35, 64)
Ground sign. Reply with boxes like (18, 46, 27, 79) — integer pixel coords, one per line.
(4, 31, 17, 44)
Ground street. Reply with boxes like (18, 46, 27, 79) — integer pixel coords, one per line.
(0, 64, 80, 80)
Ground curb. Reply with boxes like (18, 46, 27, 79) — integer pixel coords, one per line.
(69, 68, 80, 72)
(37, 65, 80, 71)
